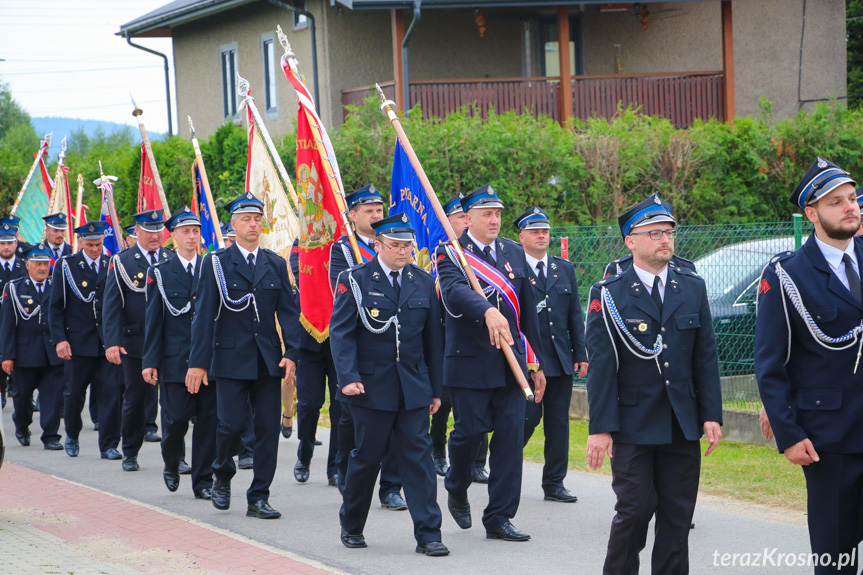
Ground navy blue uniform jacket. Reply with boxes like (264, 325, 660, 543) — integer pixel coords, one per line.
(755, 235, 863, 454)
(529, 255, 587, 377)
(49, 252, 111, 358)
(585, 264, 722, 444)
(330, 257, 443, 411)
(188, 243, 299, 379)
(1, 276, 62, 367)
(142, 255, 203, 383)
(103, 246, 172, 358)
(435, 233, 544, 389)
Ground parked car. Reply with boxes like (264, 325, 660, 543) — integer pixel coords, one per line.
(692, 237, 800, 376)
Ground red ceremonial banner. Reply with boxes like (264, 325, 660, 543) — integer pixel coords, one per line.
(138, 143, 161, 213)
(284, 54, 347, 343)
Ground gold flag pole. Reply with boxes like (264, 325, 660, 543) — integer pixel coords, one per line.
(131, 95, 172, 218)
(94, 161, 125, 245)
(236, 74, 302, 219)
(277, 26, 362, 264)
(11, 133, 51, 215)
(375, 85, 535, 402)
(188, 116, 224, 247)
(72, 174, 84, 252)
(43, 136, 68, 242)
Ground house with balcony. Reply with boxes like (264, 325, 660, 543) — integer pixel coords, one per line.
(120, 0, 847, 139)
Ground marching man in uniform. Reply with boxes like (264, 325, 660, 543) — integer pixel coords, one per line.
(585, 194, 722, 575)
(103, 209, 173, 472)
(756, 158, 863, 574)
(42, 213, 73, 262)
(330, 212, 448, 556)
(187, 192, 299, 519)
(1, 244, 64, 450)
(143, 207, 216, 500)
(436, 184, 546, 542)
(49, 221, 123, 459)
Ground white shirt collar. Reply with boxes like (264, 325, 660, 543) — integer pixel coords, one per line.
(235, 242, 259, 262)
(176, 252, 198, 272)
(29, 275, 44, 286)
(357, 233, 376, 247)
(82, 251, 100, 268)
(1, 255, 16, 268)
(137, 243, 159, 260)
(814, 235, 857, 274)
(524, 252, 548, 275)
(467, 230, 496, 258)
(377, 257, 402, 283)
(632, 263, 668, 292)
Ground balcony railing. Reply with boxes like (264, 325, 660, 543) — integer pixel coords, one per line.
(341, 71, 724, 128)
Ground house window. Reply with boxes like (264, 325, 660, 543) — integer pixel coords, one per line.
(540, 17, 583, 76)
(263, 38, 277, 112)
(221, 46, 238, 118)
(294, 9, 308, 31)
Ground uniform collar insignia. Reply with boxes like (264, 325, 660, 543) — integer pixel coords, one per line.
(134, 252, 141, 259)
(550, 261, 557, 270)
(406, 270, 413, 279)
(466, 243, 474, 252)
(24, 279, 29, 284)
(372, 271, 381, 280)
(78, 260, 85, 268)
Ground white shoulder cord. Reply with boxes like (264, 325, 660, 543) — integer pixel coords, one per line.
(211, 254, 259, 323)
(600, 285, 663, 373)
(347, 270, 400, 362)
(7, 281, 40, 325)
(153, 267, 192, 317)
(111, 255, 146, 309)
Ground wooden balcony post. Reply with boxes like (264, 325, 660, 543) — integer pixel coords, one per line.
(392, 9, 406, 113)
(721, 0, 735, 122)
(558, 6, 573, 126)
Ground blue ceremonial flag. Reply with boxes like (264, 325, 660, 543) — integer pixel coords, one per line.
(194, 161, 220, 252)
(389, 139, 447, 276)
(97, 180, 121, 256)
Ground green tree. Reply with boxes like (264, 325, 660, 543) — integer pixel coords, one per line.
(849, 0, 863, 108)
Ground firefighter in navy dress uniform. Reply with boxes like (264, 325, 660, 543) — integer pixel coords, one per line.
(756, 158, 863, 574)
(585, 194, 722, 575)
(0, 216, 28, 409)
(330, 212, 448, 556)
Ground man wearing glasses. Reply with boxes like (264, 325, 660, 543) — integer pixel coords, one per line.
(584, 194, 722, 574)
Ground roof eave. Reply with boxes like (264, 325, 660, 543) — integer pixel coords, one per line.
(118, 0, 256, 38)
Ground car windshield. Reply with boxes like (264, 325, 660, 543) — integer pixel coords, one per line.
(692, 237, 799, 301)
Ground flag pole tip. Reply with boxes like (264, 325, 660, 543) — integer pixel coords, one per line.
(375, 84, 396, 114)
(188, 116, 195, 138)
(277, 25, 294, 58)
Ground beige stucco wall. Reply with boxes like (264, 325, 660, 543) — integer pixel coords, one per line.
(173, 0, 318, 139)
(733, 0, 846, 119)
(581, 2, 722, 76)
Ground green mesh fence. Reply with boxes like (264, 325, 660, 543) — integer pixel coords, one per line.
(552, 216, 813, 411)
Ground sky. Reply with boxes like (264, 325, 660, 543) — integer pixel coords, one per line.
(0, 0, 176, 138)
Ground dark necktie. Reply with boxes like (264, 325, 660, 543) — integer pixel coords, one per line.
(53, 247, 60, 260)
(36, 282, 43, 296)
(844, 254, 862, 304)
(91, 261, 97, 274)
(3, 262, 9, 273)
(390, 271, 401, 299)
(148, 250, 157, 266)
(247, 252, 256, 275)
(483, 245, 495, 264)
(651, 275, 663, 315)
(536, 260, 547, 289)
(187, 262, 194, 282)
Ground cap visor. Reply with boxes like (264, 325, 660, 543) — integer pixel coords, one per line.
(379, 232, 415, 242)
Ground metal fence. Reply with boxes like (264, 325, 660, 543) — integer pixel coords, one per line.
(555, 216, 812, 411)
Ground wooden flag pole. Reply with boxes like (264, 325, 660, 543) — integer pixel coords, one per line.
(375, 85, 535, 402)
(278, 26, 362, 264)
(11, 134, 51, 215)
(131, 95, 172, 218)
(188, 116, 224, 247)
(72, 174, 84, 252)
(96, 161, 125, 245)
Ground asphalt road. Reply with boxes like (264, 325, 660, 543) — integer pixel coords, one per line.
(2, 406, 814, 574)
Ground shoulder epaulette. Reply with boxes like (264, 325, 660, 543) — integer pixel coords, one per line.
(595, 273, 623, 287)
(768, 251, 795, 265)
(213, 247, 230, 255)
(674, 266, 702, 280)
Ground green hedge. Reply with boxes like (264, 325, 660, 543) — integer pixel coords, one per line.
(3, 95, 863, 231)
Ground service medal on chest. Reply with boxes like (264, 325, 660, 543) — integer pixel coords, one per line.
(370, 308, 380, 318)
(638, 323, 647, 332)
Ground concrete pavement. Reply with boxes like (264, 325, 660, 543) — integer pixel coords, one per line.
(1, 407, 813, 574)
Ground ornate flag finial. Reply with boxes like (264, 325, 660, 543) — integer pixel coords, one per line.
(237, 74, 251, 99)
(188, 116, 196, 138)
(130, 93, 143, 118)
(277, 25, 294, 58)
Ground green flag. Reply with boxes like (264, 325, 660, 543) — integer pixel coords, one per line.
(16, 157, 51, 244)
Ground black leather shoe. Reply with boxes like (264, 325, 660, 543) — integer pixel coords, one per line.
(447, 494, 471, 529)
(281, 415, 292, 438)
(101, 448, 122, 460)
(246, 499, 281, 519)
(486, 520, 530, 542)
(65, 438, 79, 457)
(144, 430, 161, 442)
(691, 522, 695, 529)
(328, 475, 338, 487)
(32, 397, 39, 412)
(294, 460, 310, 483)
(472, 466, 489, 484)
(212, 479, 231, 510)
(122, 456, 139, 471)
(314, 436, 322, 446)
(544, 487, 578, 503)
(93, 421, 99, 431)
(340, 527, 367, 549)
(178, 459, 192, 475)
(416, 541, 450, 556)
(43, 440, 63, 451)
(195, 488, 212, 500)
(433, 457, 448, 477)
(163, 469, 180, 492)
(237, 457, 254, 469)
(15, 430, 30, 447)
(381, 492, 407, 510)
